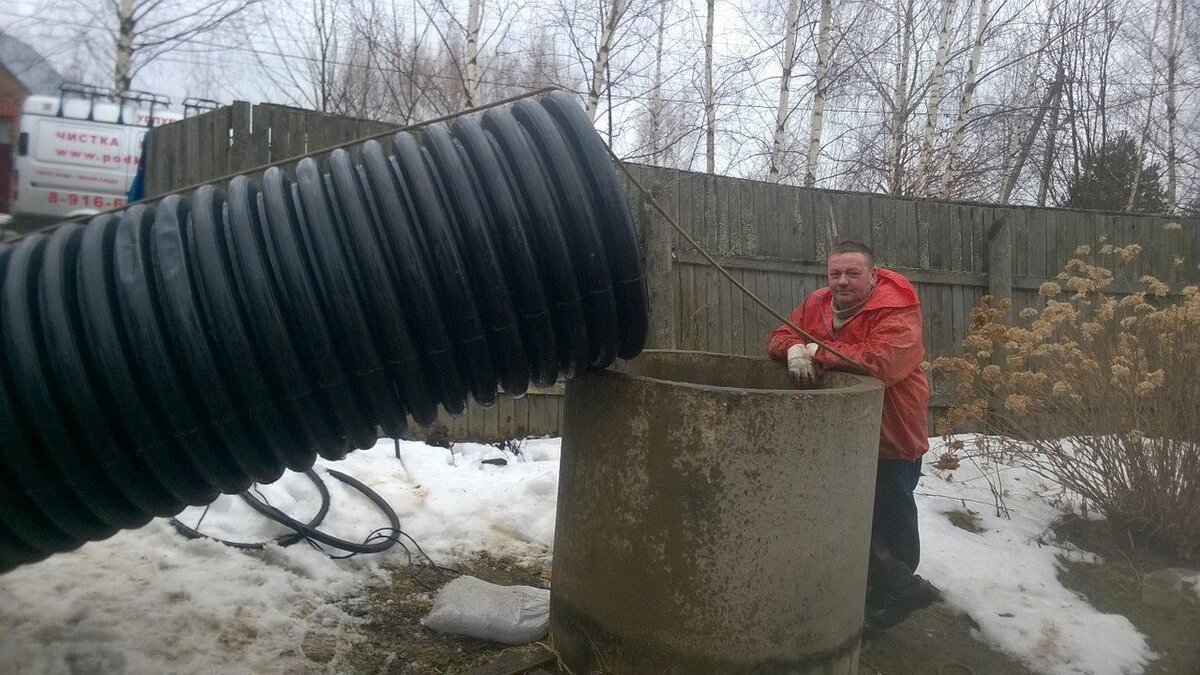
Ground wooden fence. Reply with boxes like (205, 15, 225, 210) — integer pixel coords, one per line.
(144, 102, 1200, 441)
(620, 166, 1200, 416)
(144, 102, 395, 198)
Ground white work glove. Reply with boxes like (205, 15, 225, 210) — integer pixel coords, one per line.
(787, 343, 822, 389)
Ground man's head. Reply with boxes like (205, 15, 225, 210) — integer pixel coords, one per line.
(826, 240, 876, 309)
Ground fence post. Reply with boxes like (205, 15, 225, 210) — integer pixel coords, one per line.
(987, 214, 1012, 306)
(229, 101, 254, 175)
(641, 173, 676, 349)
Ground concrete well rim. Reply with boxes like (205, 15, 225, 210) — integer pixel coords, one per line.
(609, 348, 884, 397)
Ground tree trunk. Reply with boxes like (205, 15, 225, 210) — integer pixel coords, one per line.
(1096, 0, 1118, 155)
(705, 0, 715, 173)
(109, 0, 260, 98)
(1037, 81, 1063, 207)
(465, 0, 484, 108)
(914, 0, 955, 195)
(650, 0, 667, 164)
(941, 0, 990, 198)
(1000, 66, 1063, 203)
(1165, 0, 1179, 209)
(115, 0, 136, 95)
(999, 6, 1056, 202)
(586, 0, 629, 121)
(889, 0, 915, 195)
(804, 0, 834, 187)
(768, 0, 802, 183)
(1129, 0, 1164, 211)
(1063, 11, 1094, 199)
(315, 0, 336, 112)
(1037, 18, 1066, 207)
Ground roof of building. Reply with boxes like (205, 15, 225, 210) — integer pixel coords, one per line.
(0, 31, 64, 96)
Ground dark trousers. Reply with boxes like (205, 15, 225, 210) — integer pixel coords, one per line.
(866, 458, 922, 604)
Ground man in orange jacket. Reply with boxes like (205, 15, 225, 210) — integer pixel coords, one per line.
(767, 240, 940, 634)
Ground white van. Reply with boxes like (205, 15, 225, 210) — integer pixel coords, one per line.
(8, 85, 182, 222)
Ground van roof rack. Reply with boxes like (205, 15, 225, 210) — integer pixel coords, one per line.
(55, 83, 174, 126)
(183, 97, 221, 117)
(58, 82, 116, 121)
(120, 90, 172, 126)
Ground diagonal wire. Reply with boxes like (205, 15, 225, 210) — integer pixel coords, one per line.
(607, 149, 871, 376)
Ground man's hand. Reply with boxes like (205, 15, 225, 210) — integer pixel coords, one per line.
(787, 343, 823, 388)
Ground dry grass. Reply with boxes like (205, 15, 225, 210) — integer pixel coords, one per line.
(930, 238, 1200, 562)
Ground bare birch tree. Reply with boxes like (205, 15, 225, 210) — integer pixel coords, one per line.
(534, 0, 657, 147)
(1036, 59, 1065, 205)
(257, 0, 346, 113)
(101, 0, 261, 95)
(1036, 5, 1067, 205)
(996, 1, 1063, 203)
(999, 61, 1063, 202)
(768, 0, 804, 183)
(465, 0, 486, 107)
(705, 0, 717, 173)
(1129, 0, 1164, 210)
(941, 0, 992, 197)
(1165, 0, 1180, 209)
(647, 0, 668, 164)
(804, 0, 835, 186)
(585, 0, 631, 120)
(913, 0, 956, 195)
(889, 0, 916, 194)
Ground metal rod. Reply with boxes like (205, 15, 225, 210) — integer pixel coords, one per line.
(609, 157, 871, 376)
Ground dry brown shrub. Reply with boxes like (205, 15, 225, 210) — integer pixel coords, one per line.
(932, 245, 1200, 562)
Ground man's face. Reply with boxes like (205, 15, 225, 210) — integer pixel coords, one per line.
(827, 252, 876, 308)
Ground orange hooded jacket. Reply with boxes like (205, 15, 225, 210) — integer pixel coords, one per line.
(766, 268, 930, 461)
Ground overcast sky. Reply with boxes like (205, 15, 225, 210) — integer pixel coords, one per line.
(0, 0, 753, 169)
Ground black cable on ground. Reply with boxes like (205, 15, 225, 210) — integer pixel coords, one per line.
(241, 468, 402, 555)
(168, 468, 331, 550)
(169, 466, 417, 563)
(332, 525, 460, 592)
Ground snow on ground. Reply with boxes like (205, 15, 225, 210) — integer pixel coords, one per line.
(0, 435, 1190, 674)
(919, 435, 1157, 675)
(0, 439, 560, 674)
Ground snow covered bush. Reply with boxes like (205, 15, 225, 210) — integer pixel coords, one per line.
(931, 237, 1200, 562)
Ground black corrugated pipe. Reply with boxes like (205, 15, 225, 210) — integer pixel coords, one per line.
(0, 91, 649, 573)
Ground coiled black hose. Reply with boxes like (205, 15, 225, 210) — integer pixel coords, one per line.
(0, 91, 649, 573)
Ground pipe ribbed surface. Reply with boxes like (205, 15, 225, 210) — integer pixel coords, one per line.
(551, 351, 883, 674)
(0, 92, 648, 573)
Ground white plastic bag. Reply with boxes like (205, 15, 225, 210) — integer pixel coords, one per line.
(421, 575, 551, 645)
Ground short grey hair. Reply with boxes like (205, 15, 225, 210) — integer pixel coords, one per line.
(829, 240, 874, 268)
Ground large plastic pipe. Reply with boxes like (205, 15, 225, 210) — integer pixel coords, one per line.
(551, 351, 883, 674)
(0, 92, 649, 573)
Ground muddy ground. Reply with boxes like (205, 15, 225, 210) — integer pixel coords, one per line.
(1052, 517, 1200, 675)
(334, 519, 1198, 674)
(336, 553, 554, 674)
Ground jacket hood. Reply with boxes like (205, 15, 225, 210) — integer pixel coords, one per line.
(813, 267, 919, 311)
